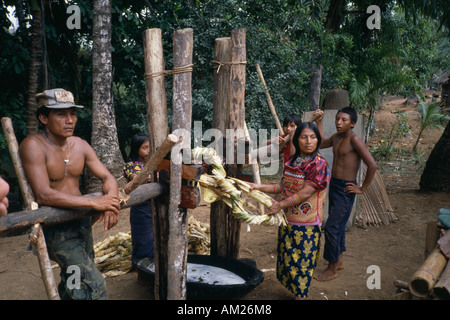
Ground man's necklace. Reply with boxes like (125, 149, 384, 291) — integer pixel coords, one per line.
(42, 131, 71, 177)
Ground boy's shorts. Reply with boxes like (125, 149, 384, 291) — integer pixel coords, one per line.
(323, 177, 356, 263)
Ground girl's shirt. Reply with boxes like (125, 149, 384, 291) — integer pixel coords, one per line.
(123, 161, 144, 182)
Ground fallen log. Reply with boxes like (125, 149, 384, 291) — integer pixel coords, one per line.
(433, 260, 450, 300)
(409, 247, 447, 298)
(0, 182, 164, 237)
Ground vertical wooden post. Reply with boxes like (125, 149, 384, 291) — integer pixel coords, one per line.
(211, 37, 232, 257)
(167, 28, 193, 300)
(213, 37, 231, 133)
(229, 28, 247, 143)
(143, 28, 169, 300)
(210, 29, 246, 259)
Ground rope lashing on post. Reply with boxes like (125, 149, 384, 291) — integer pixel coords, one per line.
(212, 60, 247, 73)
(144, 64, 194, 79)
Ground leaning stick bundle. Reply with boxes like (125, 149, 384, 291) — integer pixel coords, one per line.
(355, 163, 398, 227)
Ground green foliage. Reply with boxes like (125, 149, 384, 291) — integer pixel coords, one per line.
(1, 0, 449, 206)
(413, 98, 450, 152)
(370, 109, 412, 160)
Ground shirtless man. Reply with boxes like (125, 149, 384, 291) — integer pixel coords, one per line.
(19, 88, 120, 299)
(314, 107, 377, 281)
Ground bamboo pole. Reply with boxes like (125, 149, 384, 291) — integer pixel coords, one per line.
(1, 117, 60, 300)
(167, 28, 193, 300)
(432, 260, 450, 300)
(244, 122, 264, 214)
(1, 118, 34, 208)
(255, 64, 283, 133)
(29, 223, 60, 300)
(409, 247, 447, 298)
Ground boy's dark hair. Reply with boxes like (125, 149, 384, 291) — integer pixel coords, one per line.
(129, 133, 149, 162)
(290, 122, 322, 165)
(283, 114, 302, 127)
(337, 107, 357, 124)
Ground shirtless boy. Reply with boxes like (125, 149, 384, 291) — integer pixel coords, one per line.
(314, 107, 377, 281)
(19, 88, 120, 299)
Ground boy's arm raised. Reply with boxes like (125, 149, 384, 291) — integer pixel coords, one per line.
(314, 110, 333, 149)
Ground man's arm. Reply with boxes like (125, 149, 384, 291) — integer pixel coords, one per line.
(344, 135, 378, 194)
(19, 137, 120, 218)
(83, 140, 120, 230)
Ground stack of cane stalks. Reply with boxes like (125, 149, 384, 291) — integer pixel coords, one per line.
(93, 232, 133, 278)
(193, 147, 286, 227)
(187, 216, 210, 255)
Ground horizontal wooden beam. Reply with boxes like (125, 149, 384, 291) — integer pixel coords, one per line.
(0, 182, 165, 237)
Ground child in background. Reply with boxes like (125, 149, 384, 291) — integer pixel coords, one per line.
(123, 133, 154, 265)
(264, 114, 302, 163)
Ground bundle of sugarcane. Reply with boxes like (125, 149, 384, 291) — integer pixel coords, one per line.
(51, 232, 133, 278)
(187, 216, 210, 255)
(93, 232, 133, 278)
(194, 147, 286, 226)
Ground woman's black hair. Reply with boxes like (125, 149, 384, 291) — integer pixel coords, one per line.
(128, 133, 149, 162)
(290, 122, 322, 165)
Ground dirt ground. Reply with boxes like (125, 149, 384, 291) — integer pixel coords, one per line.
(0, 92, 449, 301)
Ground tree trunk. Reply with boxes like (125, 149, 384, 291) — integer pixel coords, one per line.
(88, 0, 124, 192)
(309, 65, 323, 111)
(325, 0, 345, 32)
(26, 1, 44, 136)
(419, 121, 450, 193)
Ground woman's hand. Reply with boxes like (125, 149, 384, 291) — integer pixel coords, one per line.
(267, 200, 282, 215)
(248, 182, 260, 192)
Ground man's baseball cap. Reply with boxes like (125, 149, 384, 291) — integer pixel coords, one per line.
(36, 88, 83, 109)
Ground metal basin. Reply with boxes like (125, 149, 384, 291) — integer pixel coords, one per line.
(135, 254, 264, 300)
